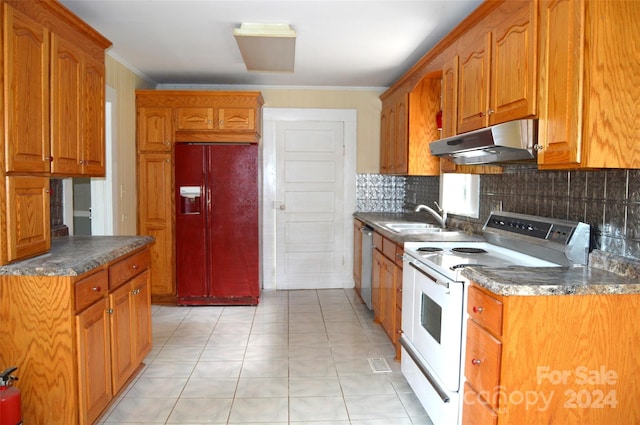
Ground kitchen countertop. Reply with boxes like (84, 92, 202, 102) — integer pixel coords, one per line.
(0, 235, 154, 277)
(353, 212, 484, 244)
(354, 212, 640, 297)
(463, 248, 640, 296)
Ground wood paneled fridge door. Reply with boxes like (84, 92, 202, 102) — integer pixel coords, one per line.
(175, 143, 259, 305)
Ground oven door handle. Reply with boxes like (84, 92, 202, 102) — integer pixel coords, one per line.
(400, 335, 451, 403)
(409, 262, 450, 289)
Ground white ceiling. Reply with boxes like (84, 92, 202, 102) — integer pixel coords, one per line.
(60, 0, 483, 89)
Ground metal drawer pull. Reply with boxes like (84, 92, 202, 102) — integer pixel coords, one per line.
(409, 262, 450, 289)
(91, 286, 101, 292)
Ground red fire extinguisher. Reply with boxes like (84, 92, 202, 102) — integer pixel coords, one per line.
(0, 367, 22, 425)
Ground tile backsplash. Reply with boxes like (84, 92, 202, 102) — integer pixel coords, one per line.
(356, 174, 406, 212)
(356, 167, 640, 260)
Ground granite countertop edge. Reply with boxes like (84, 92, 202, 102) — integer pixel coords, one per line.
(0, 235, 155, 277)
(462, 250, 640, 297)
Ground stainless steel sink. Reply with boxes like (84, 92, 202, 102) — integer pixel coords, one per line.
(380, 222, 443, 234)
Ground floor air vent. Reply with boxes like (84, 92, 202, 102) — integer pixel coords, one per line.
(368, 357, 392, 373)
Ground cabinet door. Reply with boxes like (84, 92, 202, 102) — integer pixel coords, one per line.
(137, 107, 173, 152)
(458, 33, 491, 134)
(380, 255, 395, 338)
(109, 282, 135, 393)
(3, 4, 50, 173)
(132, 270, 152, 364)
(6, 177, 50, 262)
(176, 107, 215, 130)
(137, 154, 175, 298)
(218, 108, 255, 131)
(76, 298, 112, 425)
(394, 95, 409, 174)
(489, 0, 537, 125)
(379, 102, 393, 174)
(441, 56, 459, 139)
(50, 33, 83, 175)
(537, 0, 584, 166)
(82, 55, 106, 176)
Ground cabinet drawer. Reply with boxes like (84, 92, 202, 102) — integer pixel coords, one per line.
(382, 237, 397, 262)
(462, 382, 498, 425)
(465, 319, 502, 409)
(467, 285, 503, 337)
(373, 232, 383, 251)
(394, 245, 404, 268)
(75, 269, 108, 312)
(109, 249, 150, 290)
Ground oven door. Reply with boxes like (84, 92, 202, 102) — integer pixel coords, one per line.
(409, 258, 464, 391)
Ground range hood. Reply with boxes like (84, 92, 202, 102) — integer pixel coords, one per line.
(429, 119, 538, 165)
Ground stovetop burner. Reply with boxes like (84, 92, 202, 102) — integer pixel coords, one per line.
(417, 247, 444, 252)
(451, 247, 488, 254)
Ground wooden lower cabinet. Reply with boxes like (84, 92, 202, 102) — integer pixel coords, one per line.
(0, 247, 152, 425)
(76, 297, 112, 425)
(110, 270, 151, 394)
(463, 283, 640, 424)
(371, 231, 403, 359)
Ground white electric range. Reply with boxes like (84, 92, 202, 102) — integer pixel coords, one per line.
(400, 211, 591, 425)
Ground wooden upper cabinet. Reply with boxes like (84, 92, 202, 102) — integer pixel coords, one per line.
(137, 107, 173, 152)
(538, 0, 640, 169)
(50, 34, 106, 177)
(394, 99, 409, 174)
(5, 177, 50, 263)
(441, 55, 459, 139)
(50, 33, 83, 175)
(456, 0, 537, 135)
(176, 107, 256, 131)
(458, 32, 491, 134)
(380, 79, 440, 176)
(81, 55, 106, 176)
(489, 0, 537, 125)
(3, 4, 50, 174)
(137, 91, 263, 144)
(176, 108, 214, 130)
(537, 0, 584, 167)
(379, 99, 396, 174)
(219, 108, 255, 131)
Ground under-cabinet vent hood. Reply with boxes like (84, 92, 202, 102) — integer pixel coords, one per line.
(429, 119, 538, 165)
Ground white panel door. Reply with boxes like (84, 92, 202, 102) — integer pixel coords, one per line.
(275, 121, 346, 289)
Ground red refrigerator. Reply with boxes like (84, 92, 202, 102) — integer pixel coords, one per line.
(175, 143, 259, 305)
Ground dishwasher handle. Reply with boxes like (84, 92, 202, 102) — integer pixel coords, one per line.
(361, 225, 373, 236)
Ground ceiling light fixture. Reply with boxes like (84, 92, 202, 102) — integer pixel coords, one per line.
(233, 23, 296, 73)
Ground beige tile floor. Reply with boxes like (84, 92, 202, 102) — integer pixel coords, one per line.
(98, 288, 433, 425)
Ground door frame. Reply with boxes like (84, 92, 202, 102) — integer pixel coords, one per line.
(262, 108, 357, 291)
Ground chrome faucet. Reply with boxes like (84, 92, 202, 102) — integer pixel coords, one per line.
(414, 202, 447, 228)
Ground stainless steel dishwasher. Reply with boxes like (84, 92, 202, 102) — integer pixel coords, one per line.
(360, 225, 374, 309)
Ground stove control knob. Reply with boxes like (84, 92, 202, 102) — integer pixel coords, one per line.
(472, 306, 484, 314)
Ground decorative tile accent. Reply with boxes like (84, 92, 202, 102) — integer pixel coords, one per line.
(356, 174, 406, 212)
